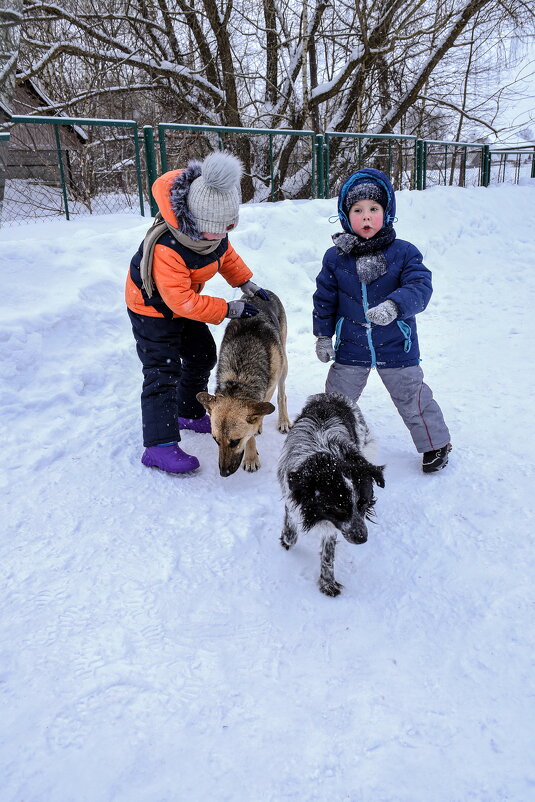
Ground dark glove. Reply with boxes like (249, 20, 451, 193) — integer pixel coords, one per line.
(227, 300, 260, 319)
(315, 336, 335, 363)
(366, 299, 398, 325)
(240, 280, 270, 301)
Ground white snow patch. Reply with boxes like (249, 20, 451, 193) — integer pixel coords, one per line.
(1, 184, 534, 800)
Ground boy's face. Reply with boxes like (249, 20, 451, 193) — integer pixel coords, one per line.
(348, 199, 384, 239)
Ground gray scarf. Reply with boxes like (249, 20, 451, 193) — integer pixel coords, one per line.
(332, 226, 397, 284)
(140, 212, 223, 297)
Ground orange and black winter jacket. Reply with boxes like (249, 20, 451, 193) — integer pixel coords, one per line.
(125, 169, 253, 324)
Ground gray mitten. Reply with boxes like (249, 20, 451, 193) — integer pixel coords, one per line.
(366, 299, 398, 325)
(239, 280, 270, 300)
(226, 300, 259, 319)
(315, 336, 335, 363)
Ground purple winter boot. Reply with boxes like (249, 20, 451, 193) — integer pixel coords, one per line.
(141, 444, 200, 474)
(177, 413, 211, 434)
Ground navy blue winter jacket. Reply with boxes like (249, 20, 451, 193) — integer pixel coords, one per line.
(313, 168, 432, 368)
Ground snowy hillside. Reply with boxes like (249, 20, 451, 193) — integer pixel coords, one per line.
(1, 181, 535, 801)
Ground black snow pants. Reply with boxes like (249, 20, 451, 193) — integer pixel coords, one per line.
(128, 309, 217, 447)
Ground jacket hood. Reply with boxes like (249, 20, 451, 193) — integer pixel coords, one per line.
(151, 162, 203, 239)
(337, 168, 396, 234)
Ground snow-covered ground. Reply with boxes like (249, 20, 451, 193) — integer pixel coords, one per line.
(1, 181, 534, 801)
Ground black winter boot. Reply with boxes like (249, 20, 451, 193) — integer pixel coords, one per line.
(422, 443, 452, 473)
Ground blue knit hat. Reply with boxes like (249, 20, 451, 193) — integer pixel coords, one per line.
(345, 180, 388, 214)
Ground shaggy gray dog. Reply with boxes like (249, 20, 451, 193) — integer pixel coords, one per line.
(278, 392, 385, 596)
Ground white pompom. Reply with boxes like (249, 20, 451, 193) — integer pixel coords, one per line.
(201, 151, 243, 191)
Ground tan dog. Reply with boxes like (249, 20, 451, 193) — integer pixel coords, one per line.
(197, 290, 291, 476)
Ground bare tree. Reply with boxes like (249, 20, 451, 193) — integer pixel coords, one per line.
(1, 0, 24, 212)
(16, 0, 535, 198)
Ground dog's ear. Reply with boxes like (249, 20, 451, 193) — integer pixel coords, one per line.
(350, 452, 385, 488)
(196, 391, 217, 413)
(369, 463, 385, 488)
(245, 401, 275, 424)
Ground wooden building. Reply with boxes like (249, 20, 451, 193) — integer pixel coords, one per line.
(0, 78, 88, 184)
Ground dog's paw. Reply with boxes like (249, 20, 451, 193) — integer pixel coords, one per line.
(319, 579, 344, 597)
(278, 418, 292, 433)
(243, 454, 260, 472)
(280, 533, 296, 550)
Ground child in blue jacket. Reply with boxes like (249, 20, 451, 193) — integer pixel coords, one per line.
(313, 167, 451, 472)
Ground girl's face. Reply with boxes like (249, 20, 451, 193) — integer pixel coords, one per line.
(348, 199, 384, 238)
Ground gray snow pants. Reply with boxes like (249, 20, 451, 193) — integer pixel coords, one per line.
(326, 363, 450, 454)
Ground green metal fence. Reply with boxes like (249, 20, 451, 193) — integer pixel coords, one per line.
(0, 131, 10, 219)
(0, 115, 533, 226)
(416, 139, 489, 189)
(487, 148, 535, 185)
(1, 116, 145, 226)
(319, 132, 418, 196)
(156, 122, 317, 205)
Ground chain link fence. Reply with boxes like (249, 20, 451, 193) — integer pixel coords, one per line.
(487, 149, 535, 185)
(320, 132, 418, 197)
(0, 116, 146, 227)
(1, 116, 533, 227)
(157, 123, 317, 203)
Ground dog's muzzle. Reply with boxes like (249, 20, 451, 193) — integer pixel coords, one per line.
(219, 451, 244, 477)
(342, 516, 368, 544)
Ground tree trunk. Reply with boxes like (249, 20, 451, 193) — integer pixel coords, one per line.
(0, 0, 23, 218)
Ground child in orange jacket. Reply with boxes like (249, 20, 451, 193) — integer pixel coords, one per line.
(126, 151, 268, 474)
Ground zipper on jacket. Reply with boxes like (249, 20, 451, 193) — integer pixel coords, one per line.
(334, 316, 344, 351)
(397, 320, 412, 353)
(361, 282, 377, 368)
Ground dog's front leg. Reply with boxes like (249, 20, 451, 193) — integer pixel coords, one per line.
(280, 506, 298, 550)
(277, 361, 291, 433)
(319, 532, 343, 597)
(243, 435, 260, 472)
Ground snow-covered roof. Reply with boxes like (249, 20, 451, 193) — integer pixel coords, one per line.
(13, 76, 89, 141)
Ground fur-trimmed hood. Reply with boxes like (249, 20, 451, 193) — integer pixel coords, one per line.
(337, 168, 397, 234)
(150, 162, 203, 239)
(169, 161, 203, 239)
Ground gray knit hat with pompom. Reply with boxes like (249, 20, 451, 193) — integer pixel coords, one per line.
(186, 151, 242, 235)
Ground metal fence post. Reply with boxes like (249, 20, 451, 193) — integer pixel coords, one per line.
(53, 123, 70, 220)
(0, 131, 10, 223)
(316, 134, 324, 198)
(324, 137, 330, 198)
(310, 133, 316, 199)
(132, 126, 145, 216)
(531, 148, 535, 179)
(143, 125, 158, 216)
(482, 145, 490, 186)
(158, 125, 169, 174)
